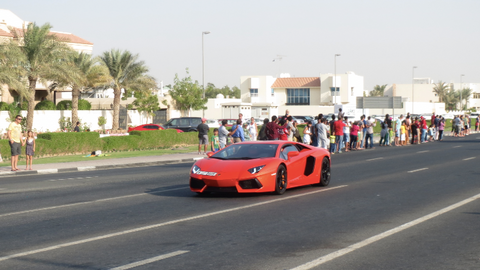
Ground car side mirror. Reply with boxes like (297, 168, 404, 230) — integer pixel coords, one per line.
(206, 152, 215, 157)
(287, 151, 299, 159)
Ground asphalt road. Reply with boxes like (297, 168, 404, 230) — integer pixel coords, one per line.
(0, 135, 479, 270)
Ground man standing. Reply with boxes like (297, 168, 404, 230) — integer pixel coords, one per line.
(73, 122, 81, 132)
(395, 115, 403, 146)
(8, 115, 23, 171)
(218, 119, 238, 149)
(197, 118, 210, 154)
(360, 115, 367, 149)
(266, 116, 281, 140)
(337, 108, 344, 120)
(365, 116, 376, 149)
(333, 116, 346, 153)
(231, 119, 245, 143)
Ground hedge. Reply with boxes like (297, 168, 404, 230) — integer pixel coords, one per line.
(0, 129, 211, 160)
(35, 100, 56, 110)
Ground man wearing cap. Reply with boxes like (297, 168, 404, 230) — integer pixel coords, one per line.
(197, 118, 210, 154)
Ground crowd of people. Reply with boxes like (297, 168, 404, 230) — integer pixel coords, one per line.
(197, 110, 479, 155)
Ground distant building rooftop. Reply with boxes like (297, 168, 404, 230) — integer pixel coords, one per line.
(271, 77, 321, 88)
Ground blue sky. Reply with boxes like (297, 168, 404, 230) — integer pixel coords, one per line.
(3, 0, 479, 90)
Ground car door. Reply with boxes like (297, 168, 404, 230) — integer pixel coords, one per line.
(279, 144, 306, 188)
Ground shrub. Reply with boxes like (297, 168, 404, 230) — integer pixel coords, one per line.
(78, 99, 92, 110)
(37, 132, 103, 155)
(56, 100, 72, 110)
(18, 101, 28, 110)
(35, 100, 56, 110)
(0, 102, 9, 110)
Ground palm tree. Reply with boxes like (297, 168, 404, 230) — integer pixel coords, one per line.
(460, 87, 472, 110)
(443, 88, 459, 111)
(432, 81, 449, 102)
(99, 49, 156, 130)
(0, 22, 78, 130)
(68, 52, 110, 125)
(369, 84, 387, 97)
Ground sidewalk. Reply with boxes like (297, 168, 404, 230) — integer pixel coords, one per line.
(0, 152, 204, 177)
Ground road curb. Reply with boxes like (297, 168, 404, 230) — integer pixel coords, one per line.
(0, 157, 203, 178)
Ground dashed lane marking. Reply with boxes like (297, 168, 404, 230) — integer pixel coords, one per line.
(109, 250, 189, 270)
(0, 185, 347, 262)
(416, 150, 429, 153)
(0, 186, 187, 218)
(290, 192, 480, 270)
(366, 157, 383, 161)
(407, 168, 428, 173)
(463, 157, 476, 161)
(453, 146, 462, 148)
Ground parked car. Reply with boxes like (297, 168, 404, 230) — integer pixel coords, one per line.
(293, 116, 314, 123)
(206, 119, 220, 128)
(164, 117, 203, 132)
(291, 116, 304, 124)
(247, 118, 265, 126)
(128, 124, 183, 133)
(218, 119, 238, 127)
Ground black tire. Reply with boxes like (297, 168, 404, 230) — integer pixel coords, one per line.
(274, 165, 287, 195)
(318, 157, 331, 186)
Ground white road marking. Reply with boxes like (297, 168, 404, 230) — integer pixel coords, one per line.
(416, 150, 429, 153)
(463, 157, 476, 161)
(38, 169, 58, 174)
(366, 157, 383, 161)
(0, 185, 347, 262)
(78, 166, 96, 171)
(193, 157, 203, 160)
(453, 145, 462, 148)
(290, 192, 480, 270)
(407, 168, 428, 173)
(0, 187, 188, 218)
(85, 177, 92, 179)
(0, 188, 6, 191)
(109, 250, 189, 270)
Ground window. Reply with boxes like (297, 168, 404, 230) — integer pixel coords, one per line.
(280, 145, 299, 160)
(473, 93, 480, 99)
(271, 88, 275, 97)
(250, 88, 258, 97)
(286, 88, 310, 105)
(330, 87, 340, 96)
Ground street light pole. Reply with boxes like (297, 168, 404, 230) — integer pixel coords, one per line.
(334, 54, 341, 104)
(202, 31, 210, 118)
(460, 74, 465, 111)
(412, 66, 417, 114)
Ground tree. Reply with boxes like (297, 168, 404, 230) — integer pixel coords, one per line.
(432, 81, 449, 102)
(460, 87, 472, 110)
(99, 49, 155, 130)
(0, 22, 78, 130)
(369, 84, 387, 97)
(166, 68, 207, 116)
(132, 91, 160, 123)
(443, 87, 459, 111)
(68, 52, 110, 125)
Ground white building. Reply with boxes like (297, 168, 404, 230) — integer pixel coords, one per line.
(235, 72, 365, 119)
(0, 9, 94, 103)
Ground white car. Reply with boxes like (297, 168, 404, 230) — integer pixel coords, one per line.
(206, 119, 220, 128)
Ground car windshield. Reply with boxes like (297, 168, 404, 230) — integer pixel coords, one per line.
(211, 144, 278, 160)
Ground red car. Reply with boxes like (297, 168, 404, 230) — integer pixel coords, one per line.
(190, 141, 331, 195)
(128, 124, 183, 133)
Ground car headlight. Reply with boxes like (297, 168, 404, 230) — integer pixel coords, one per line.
(192, 165, 201, 174)
(248, 165, 265, 174)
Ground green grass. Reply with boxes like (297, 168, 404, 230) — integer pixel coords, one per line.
(0, 145, 198, 167)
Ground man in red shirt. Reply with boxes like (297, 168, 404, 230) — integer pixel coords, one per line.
(334, 116, 347, 153)
(266, 115, 281, 140)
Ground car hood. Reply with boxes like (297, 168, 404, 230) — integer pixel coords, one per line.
(194, 158, 275, 177)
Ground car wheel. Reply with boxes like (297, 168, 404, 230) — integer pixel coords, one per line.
(318, 157, 331, 186)
(274, 165, 287, 195)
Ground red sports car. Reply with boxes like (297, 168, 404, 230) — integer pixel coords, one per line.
(128, 124, 183, 133)
(190, 141, 331, 195)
